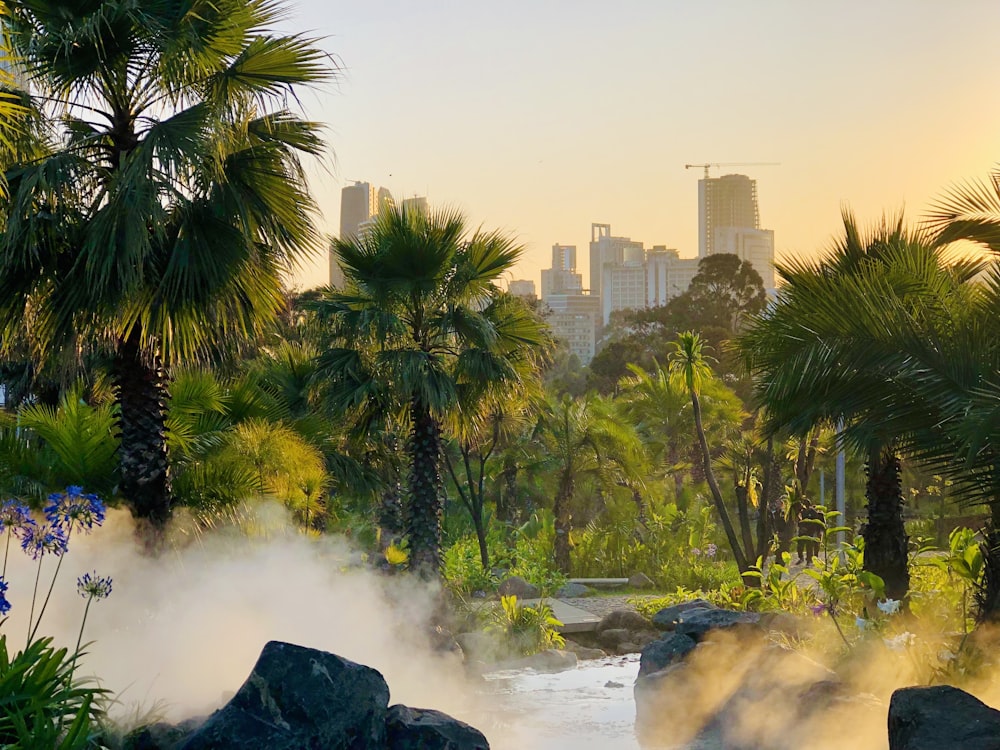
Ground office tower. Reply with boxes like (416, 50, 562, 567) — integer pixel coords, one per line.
(601, 261, 646, 326)
(698, 174, 759, 257)
(339, 181, 378, 241)
(541, 243, 583, 299)
(588, 223, 644, 319)
(713, 227, 776, 291)
(508, 279, 536, 299)
(646, 247, 700, 308)
(544, 293, 602, 365)
(400, 195, 428, 213)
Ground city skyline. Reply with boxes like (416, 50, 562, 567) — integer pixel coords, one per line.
(284, 1, 1000, 291)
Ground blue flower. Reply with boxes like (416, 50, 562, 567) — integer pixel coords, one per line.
(0, 577, 9, 616)
(44, 487, 106, 534)
(77, 572, 112, 601)
(0, 500, 34, 535)
(20, 523, 69, 560)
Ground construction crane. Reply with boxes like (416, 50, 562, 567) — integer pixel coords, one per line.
(684, 162, 780, 178)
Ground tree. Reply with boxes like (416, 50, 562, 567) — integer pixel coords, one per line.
(0, 0, 330, 525)
(677, 254, 767, 333)
(736, 211, 985, 600)
(311, 206, 547, 577)
(668, 332, 750, 574)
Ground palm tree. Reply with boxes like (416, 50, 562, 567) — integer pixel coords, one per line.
(0, 0, 330, 526)
(538, 393, 643, 573)
(311, 205, 547, 577)
(736, 211, 984, 600)
(668, 331, 750, 573)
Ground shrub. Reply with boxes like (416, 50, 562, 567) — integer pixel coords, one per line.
(487, 595, 565, 657)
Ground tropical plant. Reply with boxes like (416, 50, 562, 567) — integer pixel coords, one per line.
(311, 205, 547, 576)
(487, 595, 565, 657)
(0, 0, 331, 526)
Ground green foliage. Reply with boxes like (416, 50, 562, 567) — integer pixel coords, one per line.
(0, 635, 105, 749)
(487, 595, 565, 657)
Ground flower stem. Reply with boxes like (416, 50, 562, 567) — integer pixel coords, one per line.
(2, 530, 10, 580)
(74, 597, 93, 658)
(28, 553, 65, 644)
(828, 610, 851, 648)
(27, 556, 43, 648)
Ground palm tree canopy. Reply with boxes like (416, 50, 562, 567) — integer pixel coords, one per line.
(0, 0, 332, 363)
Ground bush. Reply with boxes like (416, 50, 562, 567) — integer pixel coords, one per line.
(487, 595, 565, 657)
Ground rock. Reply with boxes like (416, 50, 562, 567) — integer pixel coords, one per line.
(759, 611, 807, 638)
(596, 609, 652, 634)
(889, 685, 1000, 750)
(455, 631, 500, 663)
(386, 705, 490, 750)
(638, 633, 697, 677)
(651, 599, 717, 631)
(605, 681, 624, 688)
(124, 720, 203, 750)
(598, 627, 631, 649)
(554, 582, 593, 598)
(674, 608, 761, 642)
(497, 576, 540, 599)
(562, 639, 606, 660)
(492, 649, 578, 673)
(628, 572, 655, 589)
(179, 641, 390, 750)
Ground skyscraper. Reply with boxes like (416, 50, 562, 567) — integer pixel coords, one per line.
(698, 174, 759, 257)
(541, 243, 583, 299)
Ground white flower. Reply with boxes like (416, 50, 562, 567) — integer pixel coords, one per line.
(855, 616, 869, 631)
(883, 632, 916, 651)
(938, 649, 957, 663)
(877, 598, 901, 615)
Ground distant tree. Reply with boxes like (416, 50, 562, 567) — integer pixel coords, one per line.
(678, 254, 767, 333)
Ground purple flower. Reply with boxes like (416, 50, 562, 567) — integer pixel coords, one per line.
(691, 547, 702, 557)
(704, 544, 718, 558)
(77, 571, 112, 601)
(0, 577, 9, 616)
(810, 603, 827, 616)
(0, 500, 34, 535)
(20, 523, 68, 560)
(44, 487, 105, 534)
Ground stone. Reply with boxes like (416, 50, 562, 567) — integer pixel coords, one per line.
(628, 572, 655, 589)
(638, 633, 696, 678)
(179, 641, 390, 750)
(492, 648, 577, 673)
(651, 599, 717, 631)
(386, 704, 490, 750)
(674, 608, 760, 642)
(596, 609, 651, 634)
(597, 627, 631, 649)
(455, 631, 500, 664)
(562, 639, 606, 660)
(497, 576, 540, 599)
(124, 720, 203, 750)
(889, 685, 1000, 750)
(554, 582, 593, 598)
(604, 681, 624, 688)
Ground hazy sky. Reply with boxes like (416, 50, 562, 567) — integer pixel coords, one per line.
(284, 1, 1000, 291)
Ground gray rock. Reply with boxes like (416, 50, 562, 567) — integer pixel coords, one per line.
(124, 720, 203, 750)
(889, 685, 1000, 750)
(638, 633, 697, 677)
(651, 599, 717, 631)
(497, 576, 540, 599)
(492, 649, 577, 673)
(180, 641, 390, 750)
(554, 582, 593, 598)
(598, 627, 631, 649)
(605, 681, 624, 688)
(674, 608, 760, 642)
(386, 704, 490, 750)
(562, 639, 606, 660)
(455, 631, 499, 663)
(628, 572, 655, 589)
(596, 609, 651, 634)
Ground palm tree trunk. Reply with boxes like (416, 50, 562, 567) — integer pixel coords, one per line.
(735, 482, 755, 560)
(756, 437, 777, 560)
(407, 396, 444, 577)
(862, 445, 909, 601)
(113, 331, 171, 527)
(692, 392, 749, 572)
(553, 472, 574, 574)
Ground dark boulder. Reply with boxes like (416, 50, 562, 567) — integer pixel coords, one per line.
(180, 641, 390, 750)
(638, 633, 696, 678)
(889, 685, 1000, 750)
(124, 719, 203, 750)
(674, 608, 760, 642)
(386, 705, 490, 750)
(497, 576, 540, 599)
(651, 599, 716, 631)
(596, 609, 652, 634)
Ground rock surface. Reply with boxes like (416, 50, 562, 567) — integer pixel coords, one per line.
(596, 608, 652, 634)
(651, 599, 717, 631)
(554, 582, 593, 598)
(386, 705, 490, 750)
(180, 641, 390, 750)
(628, 572, 655, 589)
(889, 685, 1000, 750)
(497, 576, 540, 599)
(491, 648, 577, 673)
(674, 608, 760, 642)
(638, 633, 697, 678)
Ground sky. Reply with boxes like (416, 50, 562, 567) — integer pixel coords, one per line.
(282, 1, 1000, 291)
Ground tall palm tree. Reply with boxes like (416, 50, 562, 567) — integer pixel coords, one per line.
(311, 205, 547, 577)
(737, 211, 984, 600)
(668, 331, 750, 573)
(0, 0, 330, 525)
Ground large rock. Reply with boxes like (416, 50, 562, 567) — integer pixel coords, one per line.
(674, 608, 760, 642)
(638, 633, 696, 678)
(180, 641, 390, 750)
(124, 719, 203, 750)
(497, 576, 540, 599)
(562, 639, 606, 660)
(628, 572, 655, 589)
(596, 609, 651, 634)
(554, 582, 593, 598)
(651, 599, 717, 631)
(889, 685, 1000, 750)
(386, 705, 490, 750)
(492, 648, 577, 673)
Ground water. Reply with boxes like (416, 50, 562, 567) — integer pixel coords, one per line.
(477, 654, 643, 750)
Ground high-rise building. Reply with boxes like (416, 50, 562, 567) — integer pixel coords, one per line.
(508, 279, 536, 299)
(544, 293, 601, 365)
(601, 260, 646, 326)
(698, 174, 759, 257)
(713, 227, 776, 291)
(339, 181, 378, 241)
(541, 243, 583, 299)
(646, 247, 700, 308)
